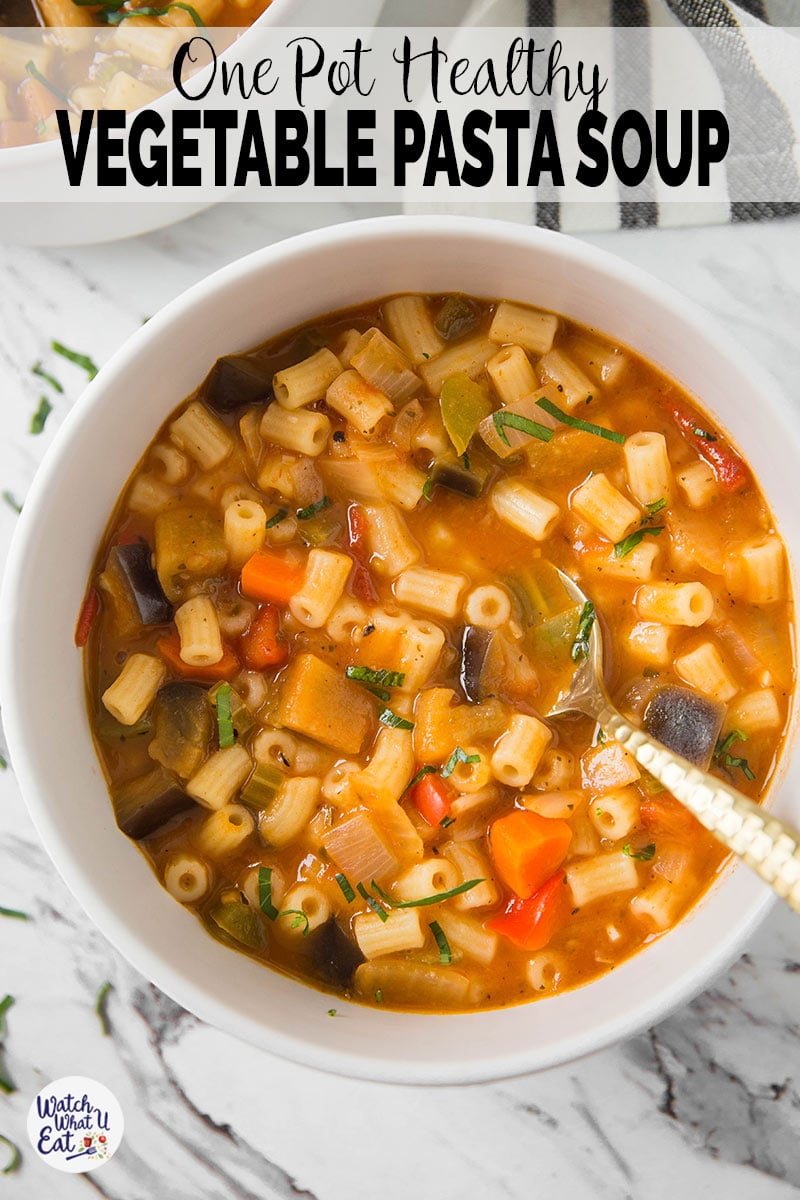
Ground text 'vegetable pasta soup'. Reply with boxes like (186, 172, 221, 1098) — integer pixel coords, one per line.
(82, 293, 793, 1012)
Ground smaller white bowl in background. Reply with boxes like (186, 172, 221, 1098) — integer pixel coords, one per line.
(0, 0, 386, 246)
(2, 215, 797, 1083)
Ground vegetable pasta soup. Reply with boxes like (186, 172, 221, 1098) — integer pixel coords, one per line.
(81, 293, 794, 1012)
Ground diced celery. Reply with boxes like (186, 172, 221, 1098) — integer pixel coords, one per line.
(241, 762, 284, 808)
(207, 682, 254, 740)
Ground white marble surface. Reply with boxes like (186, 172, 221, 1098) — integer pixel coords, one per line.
(1, 205, 800, 1199)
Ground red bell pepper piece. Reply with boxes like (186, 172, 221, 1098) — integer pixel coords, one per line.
(74, 586, 100, 648)
(662, 394, 748, 493)
(411, 771, 455, 826)
(240, 604, 288, 670)
(157, 632, 240, 682)
(487, 870, 570, 951)
(347, 504, 379, 604)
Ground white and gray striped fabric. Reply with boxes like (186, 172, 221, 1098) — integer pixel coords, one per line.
(393, 0, 800, 230)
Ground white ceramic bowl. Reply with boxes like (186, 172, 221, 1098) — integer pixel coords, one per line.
(2, 215, 798, 1083)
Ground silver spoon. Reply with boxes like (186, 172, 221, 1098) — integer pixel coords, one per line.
(548, 567, 800, 913)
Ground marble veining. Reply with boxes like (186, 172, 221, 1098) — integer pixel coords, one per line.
(1, 206, 800, 1198)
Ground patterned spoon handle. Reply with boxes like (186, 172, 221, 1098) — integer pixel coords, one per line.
(597, 705, 800, 913)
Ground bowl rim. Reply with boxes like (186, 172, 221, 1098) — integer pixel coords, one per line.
(1, 213, 793, 1085)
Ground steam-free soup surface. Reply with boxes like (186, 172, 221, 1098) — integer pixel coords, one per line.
(83, 292, 793, 1012)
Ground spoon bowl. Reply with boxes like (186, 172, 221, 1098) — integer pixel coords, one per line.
(547, 567, 800, 914)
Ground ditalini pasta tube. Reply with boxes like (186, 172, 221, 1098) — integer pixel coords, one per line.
(102, 654, 165, 726)
(490, 478, 560, 541)
(273, 348, 342, 410)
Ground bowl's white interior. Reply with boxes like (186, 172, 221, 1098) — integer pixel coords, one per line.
(3, 216, 798, 1084)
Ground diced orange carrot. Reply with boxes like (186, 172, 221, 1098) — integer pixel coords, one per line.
(240, 549, 305, 605)
(240, 604, 288, 669)
(489, 809, 572, 900)
(157, 632, 240, 683)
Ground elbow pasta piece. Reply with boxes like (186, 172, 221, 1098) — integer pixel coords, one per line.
(326, 370, 394, 437)
(150, 442, 190, 485)
(523, 790, 585, 820)
(174, 596, 224, 667)
(224, 499, 267, 569)
(392, 858, 460, 902)
(490, 478, 560, 541)
(532, 748, 576, 792)
(126, 473, 175, 517)
(442, 840, 499, 910)
(566, 851, 640, 908)
(273, 348, 342, 410)
(732, 535, 785, 605)
(623, 432, 672, 507)
(352, 727, 415, 808)
(571, 473, 640, 543)
(677, 460, 717, 508)
(590, 787, 640, 841)
(491, 714, 553, 789)
(325, 596, 369, 643)
(437, 911, 499, 965)
(394, 566, 468, 619)
(277, 884, 331, 937)
(321, 760, 361, 810)
(195, 803, 255, 858)
(164, 854, 211, 904)
(675, 641, 738, 703)
(289, 549, 353, 629)
(418, 334, 496, 396)
(447, 747, 492, 794)
(383, 295, 444, 365)
(260, 403, 331, 457)
(187, 746, 253, 811)
(635, 581, 714, 627)
(354, 907, 425, 959)
(102, 654, 165, 726)
(488, 301, 558, 354)
(626, 621, 679, 667)
(169, 400, 233, 470)
(526, 951, 565, 993)
(487, 344, 538, 405)
(362, 504, 420, 576)
(630, 877, 689, 932)
(463, 584, 511, 629)
(536, 349, 594, 410)
(259, 776, 321, 848)
(588, 541, 661, 583)
(241, 864, 286, 912)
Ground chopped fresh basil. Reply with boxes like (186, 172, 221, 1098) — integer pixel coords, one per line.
(357, 881, 388, 922)
(30, 397, 52, 436)
(345, 666, 405, 704)
(335, 873, 356, 903)
(492, 409, 554, 447)
(378, 708, 414, 731)
(623, 842, 656, 862)
(327, 1008, 337, 1017)
(296, 496, 332, 521)
(258, 866, 279, 920)
(0, 755, 6, 770)
(646, 498, 667, 516)
(2, 492, 21, 515)
(0, 996, 13, 1041)
(374, 988, 384, 1003)
(31, 362, 63, 394)
(51, 340, 98, 380)
(536, 396, 625, 444)
(422, 476, 434, 502)
(370, 877, 484, 909)
(0, 1134, 20, 1175)
(406, 764, 438, 791)
(25, 60, 68, 104)
(441, 746, 480, 779)
(571, 601, 596, 661)
(692, 425, 717, 442)
(440, 815, 456, 828)
(278, 909, 310, 936)
(429, 920, 452, 964)
(215, 683, 235, 749)
(613, 526, 664, 559)
(0, 907, 28, 921)
(713, 730, 755, 780)
(265, 508, 288, 529)
(95, 981, 112, 1036)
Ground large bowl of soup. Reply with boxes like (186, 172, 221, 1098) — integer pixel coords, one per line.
(2, 215, 798, 1083)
